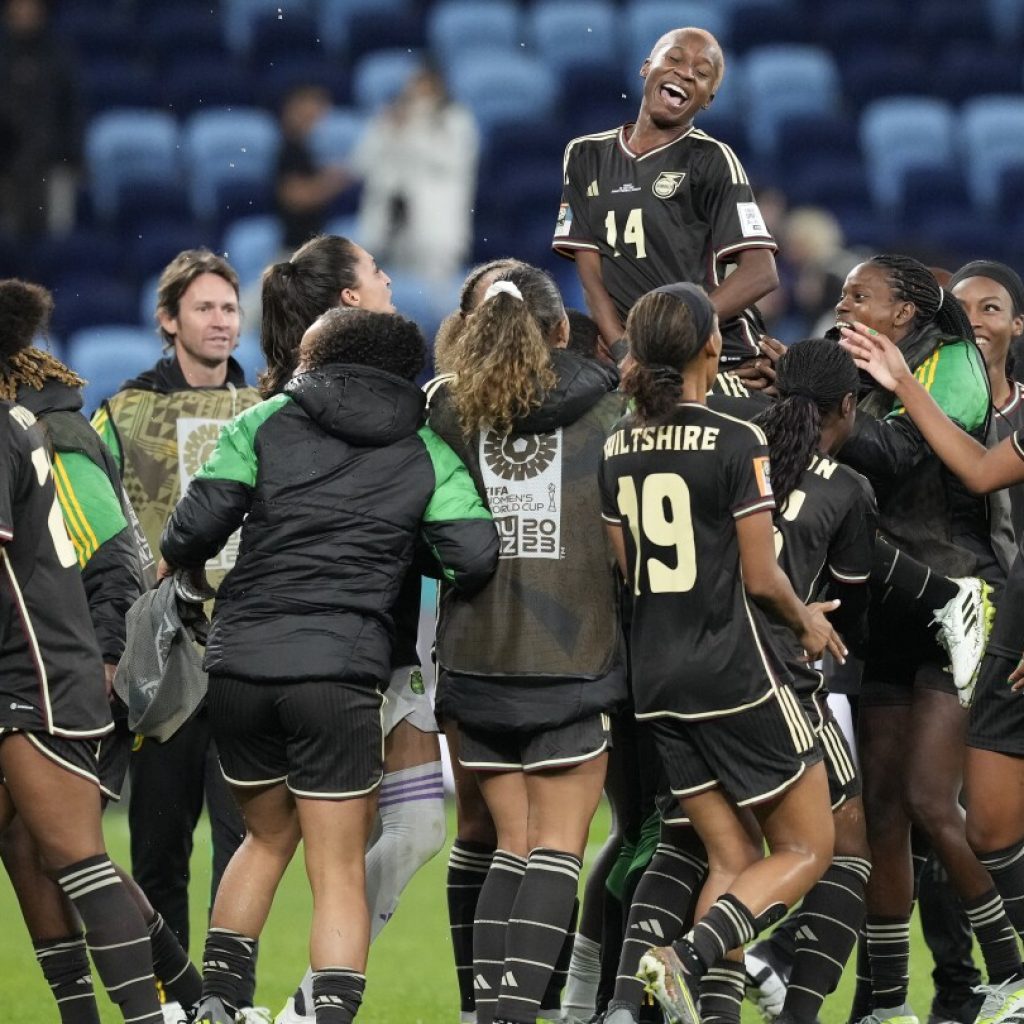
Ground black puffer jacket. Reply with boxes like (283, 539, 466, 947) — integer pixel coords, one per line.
(162, 363, 498, 684)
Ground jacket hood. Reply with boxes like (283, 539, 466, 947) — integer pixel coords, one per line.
(285, 363, 426, 446)
(15, 378, 83, 416)
(121, 354, 249, 394)
(514, 349, 619, 433)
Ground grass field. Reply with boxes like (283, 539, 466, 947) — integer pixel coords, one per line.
(0, 801, 950, 1023)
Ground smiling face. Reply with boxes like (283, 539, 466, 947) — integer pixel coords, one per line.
(952, 275, 1024, 374)
(834, 262, 916, 340)
(640, 29, 722, 130)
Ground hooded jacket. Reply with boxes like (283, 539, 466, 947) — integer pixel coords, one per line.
(161, 362, 498, 684)
(428, 349, 627, 732)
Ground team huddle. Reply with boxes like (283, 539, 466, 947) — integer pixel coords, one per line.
(3, 22, 1024, 1024)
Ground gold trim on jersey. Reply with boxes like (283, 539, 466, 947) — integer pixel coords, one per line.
(561, 127, 619, 180)
(617, 124, 695, 162)
(690, 129, 748, 185)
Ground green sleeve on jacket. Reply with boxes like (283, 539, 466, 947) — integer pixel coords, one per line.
(52, 451, 129, 569)
(194, 394, 290, 487)
(417, 426, 492, 523)
(889, 340, 989, 432)
(90, 404, 122, 471)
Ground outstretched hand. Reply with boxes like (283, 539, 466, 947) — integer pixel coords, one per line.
(838, 322, 911, 392)
(799, 598, 847, 664)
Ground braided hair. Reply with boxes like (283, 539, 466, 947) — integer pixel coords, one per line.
(868, 254, 974, 341)
(0, 279, 85, 401)
(754, 340, 859, 510)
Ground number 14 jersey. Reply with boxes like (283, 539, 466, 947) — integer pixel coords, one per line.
(600, 402, 789, 719)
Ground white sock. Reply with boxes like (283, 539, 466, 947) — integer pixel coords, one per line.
(562, 933, 602, 1019)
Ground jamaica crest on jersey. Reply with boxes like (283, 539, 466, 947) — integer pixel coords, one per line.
(652, 171, 686, 198)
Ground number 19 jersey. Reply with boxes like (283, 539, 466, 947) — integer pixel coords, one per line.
(599, 402, 789, 719)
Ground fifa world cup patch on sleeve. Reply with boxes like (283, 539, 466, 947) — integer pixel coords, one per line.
(554, 202, 573, 237)
(753, 455, 773, 498)
(737, 201, 769, 238)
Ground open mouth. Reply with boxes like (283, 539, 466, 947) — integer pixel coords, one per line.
(834, 319, 853, 331)
(660, 82, 688, 110)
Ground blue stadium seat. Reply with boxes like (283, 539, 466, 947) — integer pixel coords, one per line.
(222, 215, 283, 289)
(161, 63, 254, 117)
(743, 46, 841, 158)
(987, 0, 1024, 40)
(86, 111, 181, 221)
(859, 98, 956, 211)
(318, 0, 410, 53)
(623, 1, 727, 90)
(183, 109, 281, 221)
(50, 277, 139, 338)
(66, 327, 166, 414)
(961, 96, 1024, 210)
(232, 333, 266, 385)
(528, 1, 620, 68)
(352, 50, 424, 110)
(309, 108, 370, 165)
(222, 0, 312, 55)
(448, 51, 559, 137)
(428, 1, 523, 63)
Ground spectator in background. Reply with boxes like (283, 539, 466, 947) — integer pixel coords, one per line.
(274, 85, 350, 251)
(0, 0, 81, 238)
(352, 64, 478, 282)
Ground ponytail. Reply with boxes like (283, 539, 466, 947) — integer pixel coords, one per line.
(621, 361, 684, 424)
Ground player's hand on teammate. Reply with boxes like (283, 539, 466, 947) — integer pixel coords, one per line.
(838, 322, 912, 393)
(1010, 654, 1024, 690)
(799, 598, 847, 664)
(733, 336, 785, 394)
(103, 662, 116, 701)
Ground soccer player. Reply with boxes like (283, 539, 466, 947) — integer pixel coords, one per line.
(843, 319, 1024, 1024)
(91, 250, 258, 973)
(552, 27, 778, 367)
(0, 399, 163, 1024)
(162, 307, 497, 1024)
(427, 263, 626, 1024)
(0, 279, 200, 1023)
(257, 236, 455, 1024)
(834, 258, 1023, 1024)
(600, 282, 842, 1024)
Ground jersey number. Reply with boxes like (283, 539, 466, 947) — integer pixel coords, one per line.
(772, 488, 806, 557)
(605, 208, 646, 259)
(616, 473, 696, 595)
(30, 448, 77, 569)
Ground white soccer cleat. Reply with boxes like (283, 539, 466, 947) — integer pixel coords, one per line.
(235, 1008, 274, 1024)
(274, 996, 313, 1024)
(161, 1001, 188, 1024)
(744, 948, 788, 1020)
(932, 577, 994, 705)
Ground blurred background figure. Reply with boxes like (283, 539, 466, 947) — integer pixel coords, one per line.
(0, 0, 80, 239)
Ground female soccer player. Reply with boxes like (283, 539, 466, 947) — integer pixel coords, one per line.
(834, 256, 1024, 1024)
(163, 308, 497, 1024)
(599, 282, 842, 1024)
(843, 319, 1024, 1024)
(428, 262, 625, 1024)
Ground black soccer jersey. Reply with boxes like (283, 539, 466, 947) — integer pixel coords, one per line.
(770, 454, 877, 699)
(988, 428, 1024, 661)
(996, 382, 1024, 541)
(553, 124, 777, 364)
(0, 402, 109, 738)
(599, 402, 789, 719)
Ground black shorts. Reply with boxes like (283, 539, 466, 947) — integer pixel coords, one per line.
(650, 686, 821, 807)
(968, 652, 1024, 757)
(861, 591, 956, 704)
(459, 713, 611, 772)
(207, 676, 384, 800)
(97, 719, 133, 802)
(814, 706, 861, 810)
(0, 729, 105, 791)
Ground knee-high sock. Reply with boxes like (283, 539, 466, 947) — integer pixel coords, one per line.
(784, 856, 871, 1022)
(33, 933, 100, 1024)
(148, 911, 202, 1009)
(447, 839, 494, 1018)
(978, 840, 1024, 938)
(55, 856, 162, 1024)
(473, 850, 526, 1024)
(311, 968, 364, 1024)
(865, 915, 911, 1010)
(964, 889, 1023, 984)
(538, 898, 577, 1019)
(494, 849, 581, 1024)
(200, 927, 258, 1014)
(699, 958, 746, 1024)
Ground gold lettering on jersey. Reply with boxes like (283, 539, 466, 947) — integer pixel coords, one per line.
(9, 406, 36, 430)
(603, 425, 720, 457)
(808, 454, 838, 480)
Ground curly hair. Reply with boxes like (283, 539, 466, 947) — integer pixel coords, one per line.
(301, 308, 425, 382)
(0, 279, 84, 401)
(753, 340, 859, 509)
(444, 263, 562, 435)
(260, 235, 361, 397)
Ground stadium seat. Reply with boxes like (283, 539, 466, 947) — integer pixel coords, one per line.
(961, 95, 1024, 210)
(428, 1, 523, 63)
(183, 109, 281, 221)
(448, 51, 559, 137)
(222, 216, 283, 289)
(86, 111, 181, 221)
(623, 1, 727, 91)
(222, 0, 312, 55)
(859, 97, 956, 211)
(309, 108, 370, 165)
(318, 0, 411, 53)
(743, 46, 841, 158)
(528, 1, 620, 68)
(66, 327, 165, 414)
(987, 0, 1024, 39)
(233, 333, 266, 385)
(352, 50, 424, 110)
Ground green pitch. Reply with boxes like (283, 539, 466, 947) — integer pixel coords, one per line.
(0, 802, 949, 1023)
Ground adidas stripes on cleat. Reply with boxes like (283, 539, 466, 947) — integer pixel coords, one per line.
(932, 578, 994, 705)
